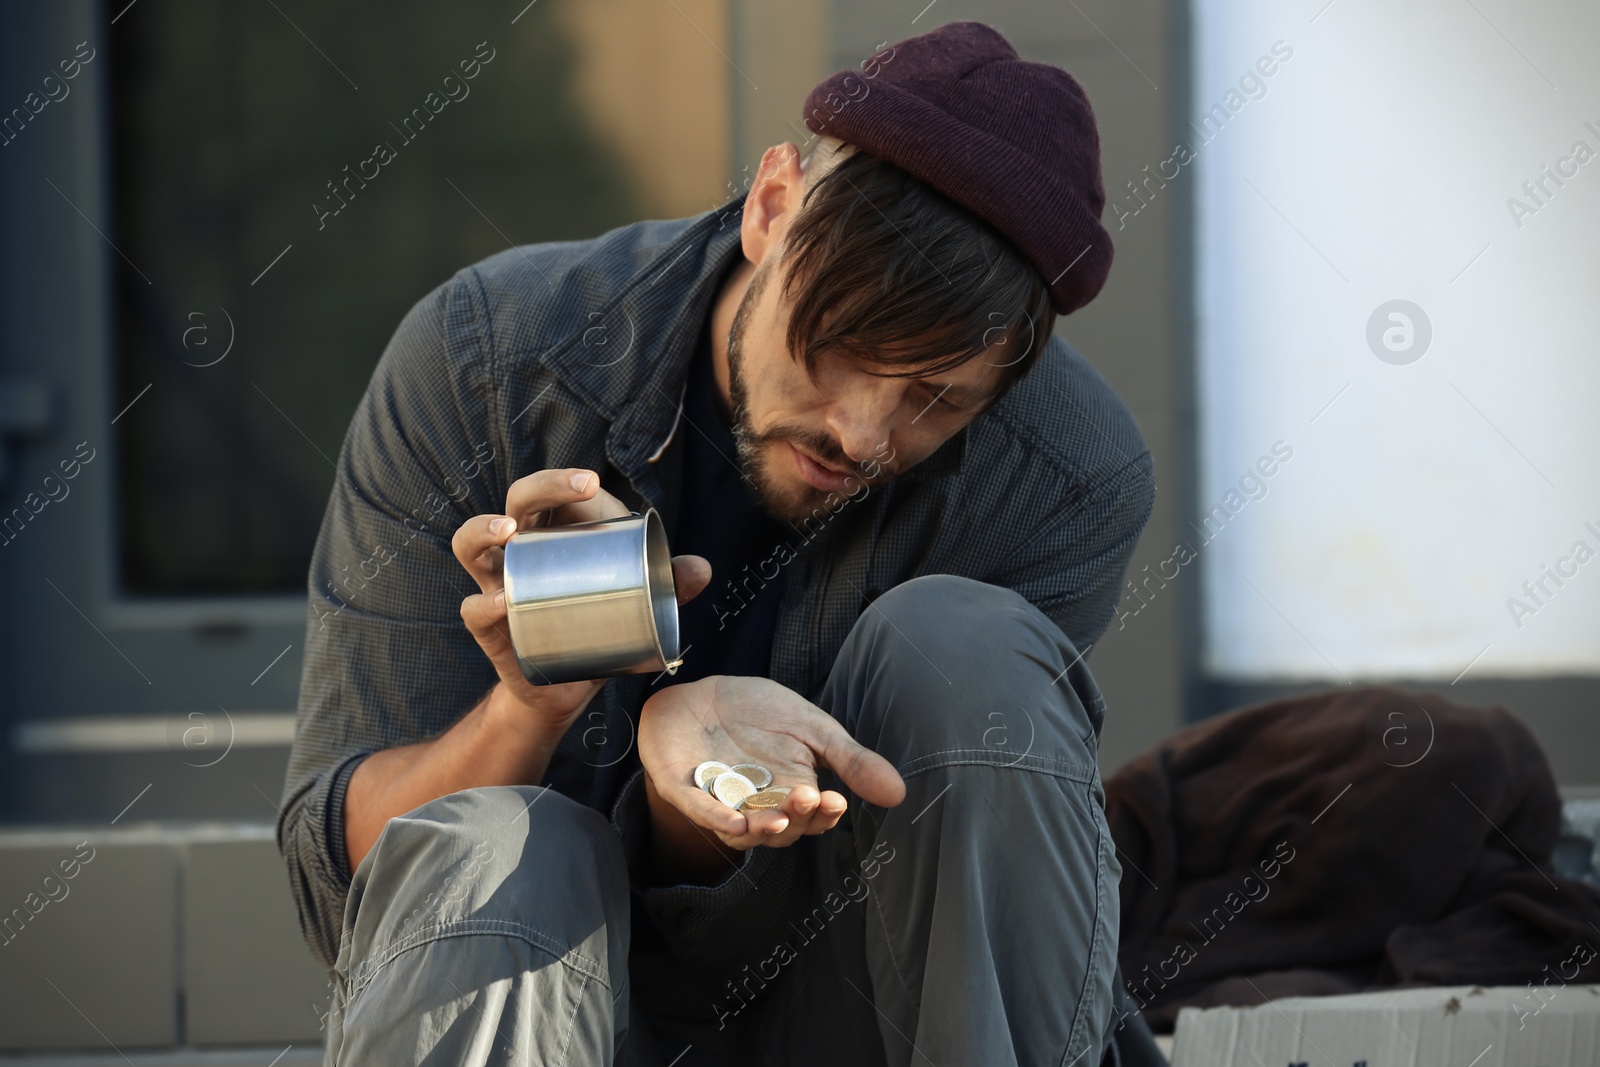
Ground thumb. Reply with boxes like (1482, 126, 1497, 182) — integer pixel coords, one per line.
(811, 715, 907, 808)
(671, 554, 712, 605)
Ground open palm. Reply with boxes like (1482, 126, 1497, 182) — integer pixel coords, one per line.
(638, 675, 906, 850)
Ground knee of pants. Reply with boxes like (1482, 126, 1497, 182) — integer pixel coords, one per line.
(342, 784, 630, 993)
(823, 573, 1104, 772)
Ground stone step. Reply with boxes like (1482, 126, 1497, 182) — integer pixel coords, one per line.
(0, 1050, 323, 1066)
(0, 823, 328, 1053)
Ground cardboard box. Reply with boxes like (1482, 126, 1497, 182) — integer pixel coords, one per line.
(1170, 984, 1600, 1067)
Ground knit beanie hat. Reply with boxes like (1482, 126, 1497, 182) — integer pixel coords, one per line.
(802, 21, 1113, 316)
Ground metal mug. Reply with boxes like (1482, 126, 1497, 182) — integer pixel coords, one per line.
(501, 507, 681, 685)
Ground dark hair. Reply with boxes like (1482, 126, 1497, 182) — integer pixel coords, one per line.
(777, 148, 1056, 408)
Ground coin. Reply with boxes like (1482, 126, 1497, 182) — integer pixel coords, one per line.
(731, 763, 772, 790)
(712, 772, 757, 808)
(738, 789, 790, 811)
(694, 761, 732, 791)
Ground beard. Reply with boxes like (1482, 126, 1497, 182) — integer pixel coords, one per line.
(723, 258, 888, 525)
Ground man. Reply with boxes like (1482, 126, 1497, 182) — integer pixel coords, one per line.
(280, 20, 1158, 1067)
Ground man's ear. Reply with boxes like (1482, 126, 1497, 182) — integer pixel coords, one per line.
(740, 143, 805, 267)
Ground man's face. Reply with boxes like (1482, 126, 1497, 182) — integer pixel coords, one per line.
(723, 253, 1006, 525)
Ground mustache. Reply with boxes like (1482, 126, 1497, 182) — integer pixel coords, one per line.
(726, 336, 894, 483)
(753, 425, 893, 481)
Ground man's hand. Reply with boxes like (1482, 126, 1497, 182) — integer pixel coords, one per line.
(453, 467, 712, 733)
(345, 467, 711, 876)
(638, 675, 906, 853)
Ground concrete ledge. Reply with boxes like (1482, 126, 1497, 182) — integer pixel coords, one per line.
(0, 1049, 322, 1066)
(0, 823, 328, 1053)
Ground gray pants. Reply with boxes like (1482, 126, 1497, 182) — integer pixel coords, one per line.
(323, 575, 1124, 1066)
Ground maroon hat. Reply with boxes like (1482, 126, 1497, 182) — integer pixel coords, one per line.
(802, 21, 1112, 316)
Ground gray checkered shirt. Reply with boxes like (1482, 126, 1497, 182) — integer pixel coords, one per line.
(277, 195, 1155, 971)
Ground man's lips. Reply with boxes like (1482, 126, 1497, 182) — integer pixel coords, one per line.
(792, 442, 850, 476)
(788, 441, 859, 492)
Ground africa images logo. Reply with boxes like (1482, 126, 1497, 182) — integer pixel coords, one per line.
(1365, 300, 1432, 366)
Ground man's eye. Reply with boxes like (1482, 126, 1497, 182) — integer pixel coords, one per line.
(920, 385, 961, 411)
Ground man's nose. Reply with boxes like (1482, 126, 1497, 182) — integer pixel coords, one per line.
(827, 383, 901, 464)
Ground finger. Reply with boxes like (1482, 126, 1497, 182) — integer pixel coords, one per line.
(800, 790, 849, 835)
(806, 716, 908, 809)
(752, 814, 812, 849)
(671, 555, 712, 605)
(549, 481, 632, 527)
(459, 589, 516, 674)
(782, 783, 823, 816)
(739, 788, 822, 847)
(744, 789, 844, 847)
(755, 809, 791, 835)
(452, 515, 519, 594)
(674, 785, 750, 840)
(770, 784, 835, 832)
(503, 468, 606, 532)
(723, 810, 812, 850)
(729, 806, 790, 842)
(701, 799, 811, 850)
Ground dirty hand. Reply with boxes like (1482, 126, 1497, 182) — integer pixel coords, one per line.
(638, 675, 907, 850)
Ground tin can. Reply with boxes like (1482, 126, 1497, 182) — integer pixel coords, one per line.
(501, 508, 681, 685)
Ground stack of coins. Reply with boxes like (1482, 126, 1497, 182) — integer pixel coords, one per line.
(694, 760, 793, 812)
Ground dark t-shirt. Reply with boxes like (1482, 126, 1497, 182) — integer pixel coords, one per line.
(627, 314, 799, 1039)
(660, 319, 790, 686)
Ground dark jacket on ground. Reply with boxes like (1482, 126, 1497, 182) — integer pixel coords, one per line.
(1106, 685, 1600, 1031)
